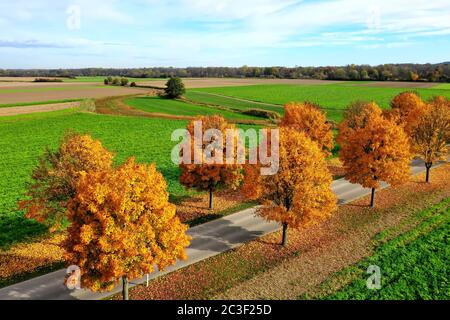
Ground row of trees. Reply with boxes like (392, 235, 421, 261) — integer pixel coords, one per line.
(104, 77, 135, 87)
(2, 63, 450, 82)
(19, 92, 448, 299)
(176, 93, 449, 245)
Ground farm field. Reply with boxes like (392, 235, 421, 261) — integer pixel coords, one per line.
(0, 83, 148, 104)
(194, 84, 450, 121)
(317, 199, 450, 300)
(124, 96, 264, 120)
(62, 76, 165, 83)
(0, 99, 82, 108)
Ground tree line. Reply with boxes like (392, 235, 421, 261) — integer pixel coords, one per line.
(2, 62, 450, 82)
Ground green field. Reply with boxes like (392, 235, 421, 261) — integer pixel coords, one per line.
(0, 99, 82, 108)
(195, 84, 450, 121)
(63, 76, 166, 83)
(309, 198, 450, 300)
(185, 91, 284, 114)
(124, 96, 264, 121)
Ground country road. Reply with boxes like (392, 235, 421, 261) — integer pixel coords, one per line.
(0, 158, 435, 300)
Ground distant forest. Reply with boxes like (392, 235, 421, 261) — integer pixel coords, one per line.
(1, 63, 450, 82)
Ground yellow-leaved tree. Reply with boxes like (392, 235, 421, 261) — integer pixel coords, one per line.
(243, 127, 336, 246)
(387, 91, 427, 135)
(63, 158, 191, 300)
(179, 115, 243, 209)
(338, 104, 412, 207)
(280, 102, 334, 156)
(412, 96, 450, 183)
(19, 133, 114, 230)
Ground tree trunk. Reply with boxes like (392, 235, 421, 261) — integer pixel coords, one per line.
(425, 163, 432, 183)
(281, 223, 288, 247)
(209, 188, 214, 210)
(370, 188, 376, 208)
(122, 276, 129, 301)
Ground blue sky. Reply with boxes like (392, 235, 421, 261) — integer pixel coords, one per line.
(1, 0, 450, 68)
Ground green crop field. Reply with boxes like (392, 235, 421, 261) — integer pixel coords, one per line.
(185, 91, 284, 114)
(63, 76, 166, 83)
(124, 96, 264, 121)
(195, 84, 450, 121)
(312, 198, 450, 300)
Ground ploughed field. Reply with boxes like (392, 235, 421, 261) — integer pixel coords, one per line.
(0, 83, 148, 105)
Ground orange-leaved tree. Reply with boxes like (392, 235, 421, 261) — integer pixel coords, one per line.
(179, 115, 243, 209)
(412, 96, 450, 183)
(243, 127, 336, 246)
(387, 91, 427, 135)
(337, 101, 383, 148)
(63, 158, 191, 300)
(338, 104, 412, 207)
(19, 133, 114, 230)
(280, 102, 334, 156)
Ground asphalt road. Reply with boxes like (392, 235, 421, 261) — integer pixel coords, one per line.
(0, 158, 434, 300)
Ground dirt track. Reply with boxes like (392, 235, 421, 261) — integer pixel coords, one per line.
(0, 101, 80, 117)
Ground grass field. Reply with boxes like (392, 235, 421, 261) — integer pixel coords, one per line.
(0, 99, 82, 108)
(124, 96, 264, 120)
(318, 198, 450, 300)
(63, 77, 166, 83)
(185, 91, 284, 114)
(195, 84, 450, 121)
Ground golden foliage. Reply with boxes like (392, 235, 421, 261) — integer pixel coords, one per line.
(280, 102, 334, 156)
(337, 101, 382, 147)
(412, 96, 450, 166)
(387, 92, 428, 135)
(246, 128, 336, 229)
(63, 158, 191, 292)
(19, 133, 114, 231)
(338, 104, 412, 189)
(180, 115, 243, 195)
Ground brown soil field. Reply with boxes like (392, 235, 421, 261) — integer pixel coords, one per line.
(0, 84, 149, 104)
(0, 102, 81, 117)
(137, 78, 344, 89)
(0, 77, 66, 82)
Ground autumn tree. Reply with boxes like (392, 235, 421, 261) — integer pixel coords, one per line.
(387, 91, 427, 135)
(63, 158, 191, 300)
(280, 102, 334, 156)
(19, 133, 113, 230)
(179, 115, 243, 209)
(243, 128, 336, 246)
(412, 97, 450, 183)
(337, 101, 383, 147)
(338, 105, 412, 207)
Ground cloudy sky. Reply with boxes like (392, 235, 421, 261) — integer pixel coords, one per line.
(1, 0, 450, 68)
